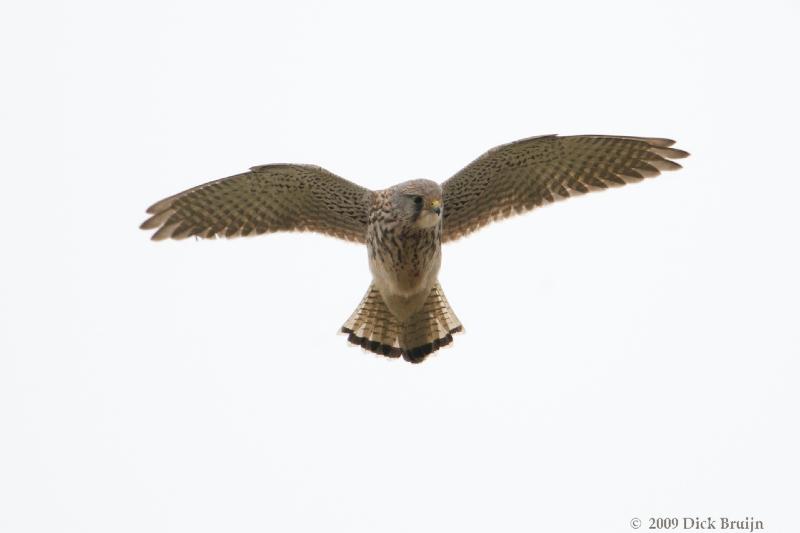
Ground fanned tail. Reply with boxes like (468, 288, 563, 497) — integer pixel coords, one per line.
(341, 283, 463, 363)
(341, 284, 403, 358)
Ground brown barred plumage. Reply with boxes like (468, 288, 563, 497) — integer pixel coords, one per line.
(341, 283, 463, 363)
(141, 134, 688, 362)
(141, 164, 370, 242)
(441, 135, 688, 242)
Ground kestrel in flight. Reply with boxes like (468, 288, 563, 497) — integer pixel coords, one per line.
(141, 134, 688, 363)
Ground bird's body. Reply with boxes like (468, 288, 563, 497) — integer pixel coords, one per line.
(367, 180, 442, 318)
(348, 179, 458, 362)
(142, 134, 689, 363)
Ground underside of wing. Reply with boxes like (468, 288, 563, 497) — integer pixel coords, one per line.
(141, 164, 372, 243)
(440, 135, 689, 242)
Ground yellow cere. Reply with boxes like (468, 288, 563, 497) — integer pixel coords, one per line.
(431, 199, 441, 208)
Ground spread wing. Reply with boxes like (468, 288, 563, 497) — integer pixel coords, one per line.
(140, 164, 372, 242)
(440, 135, 689, 242)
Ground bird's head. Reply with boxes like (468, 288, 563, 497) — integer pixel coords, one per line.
(392, 179, 443, 229)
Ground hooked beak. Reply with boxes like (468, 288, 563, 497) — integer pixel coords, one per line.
(431, 199, 441, 216)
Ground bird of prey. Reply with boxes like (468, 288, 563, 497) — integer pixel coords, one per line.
(141, 134, 688, 363)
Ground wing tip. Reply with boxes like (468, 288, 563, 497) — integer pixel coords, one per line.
(641, 137, 676, 147)
(651, 146, 690, 159)
(150, 222, 179, 241)
(145, 197, 176, 214)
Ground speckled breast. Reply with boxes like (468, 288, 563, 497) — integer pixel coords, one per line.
(366, 206, 442, 320)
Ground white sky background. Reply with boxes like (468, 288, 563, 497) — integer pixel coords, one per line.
(2, 1, 799, 531)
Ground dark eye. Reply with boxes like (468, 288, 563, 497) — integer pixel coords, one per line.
(413, 196, 423, 205)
